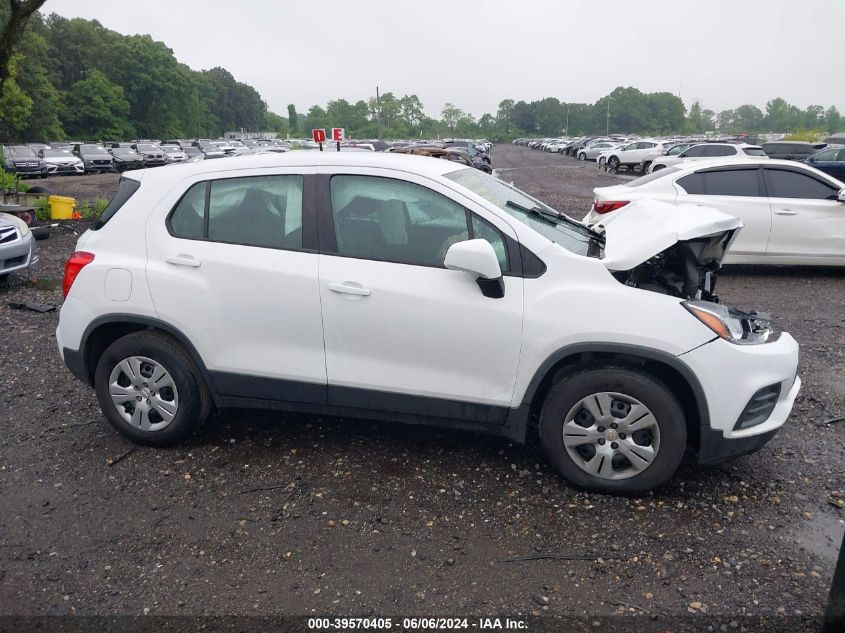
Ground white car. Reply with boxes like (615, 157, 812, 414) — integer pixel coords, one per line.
(637, 142, 698, 173)
(578, 141, 622, 162)
(56, 152, 800, 495)
(649, 143, 768, 173)
(38, 148, 85, 175)
(604, 140, 670, 171)
(584, 159, 845, 265)
(0, 212, 37, 281)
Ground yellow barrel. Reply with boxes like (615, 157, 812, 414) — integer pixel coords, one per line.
(49, 195, 76, 220)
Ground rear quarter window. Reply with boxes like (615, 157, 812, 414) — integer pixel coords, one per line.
(94, 177, 141, 230)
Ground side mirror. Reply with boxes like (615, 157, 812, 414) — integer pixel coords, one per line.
(838, 189, 845, 203)
(444, 238, 505, 298)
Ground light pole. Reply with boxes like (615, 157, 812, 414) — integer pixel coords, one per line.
(565, 104, 570, 136)
(606, 98, 611, 136)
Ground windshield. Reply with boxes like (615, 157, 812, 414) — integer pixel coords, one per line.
(10, 146, 37, 157)
(43, 149, 73, 157)
(445, 168, 603, 257)
(136, 144, 158, 152)
(162, 146, 181, 153)
(112, 149, 137, 157)
(81, 145, 106, 153)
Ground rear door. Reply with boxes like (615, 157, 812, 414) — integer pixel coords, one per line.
(316, 166, 524, 422)
(763, 165, 845, 262)
(145, 167, 328, 403)
(674, 165, 773, 258)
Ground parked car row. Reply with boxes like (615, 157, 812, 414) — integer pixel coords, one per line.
(516, 134, 845, 179)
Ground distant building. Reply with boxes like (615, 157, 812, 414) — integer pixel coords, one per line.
(223, 131, 278, 140)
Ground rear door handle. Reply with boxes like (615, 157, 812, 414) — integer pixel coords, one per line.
(774, 209, 798, 216)
(165, 254, 201, 268)
(328, 283, 371, 296)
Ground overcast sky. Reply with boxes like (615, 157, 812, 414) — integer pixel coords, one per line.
(47, 0, 844, 118)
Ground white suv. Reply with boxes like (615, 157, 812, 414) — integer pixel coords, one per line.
(56, 153, 800, 495)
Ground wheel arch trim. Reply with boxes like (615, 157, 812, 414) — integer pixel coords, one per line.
(75, 314, 213, 391)
(518, 342, 710, 430)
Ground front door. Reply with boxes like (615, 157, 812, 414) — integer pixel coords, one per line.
(316, 169, 524, 422)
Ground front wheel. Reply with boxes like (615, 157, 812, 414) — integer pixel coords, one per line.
(539, 366, 686, 495)
(608, 156, 620, 170)
(578, 152, 586, 161)
(651, 164, 665, 172)
(94, 331, 211, 446)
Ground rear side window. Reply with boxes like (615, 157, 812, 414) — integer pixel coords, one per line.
(94, 177, 141, 229)
(677, 169, 761, 197)
(743, 147, 767, 156)
(168, 175, 304, 249)
(811, 148, 838, 161)
(681, 145, 708, 158)
(764, 168, 838, 200)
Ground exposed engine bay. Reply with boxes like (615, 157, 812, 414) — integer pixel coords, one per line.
(612, 233, 774, 344)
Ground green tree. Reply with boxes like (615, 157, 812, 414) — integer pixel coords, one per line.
(287, 104, 298, 133)
(511, 101, 535, 133)
(0, 54, 32, 140)
(306, 104, 328, 131)
(62, 68, 134, 139)
(733, 104, 764, 131)
(265, 111, 289, 137)
(825, 106, 841, 134)
(440, 102, 465, 133)
(0, 0, 48, 100)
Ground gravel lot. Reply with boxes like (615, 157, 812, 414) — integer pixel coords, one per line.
(0, 145, 843, 630)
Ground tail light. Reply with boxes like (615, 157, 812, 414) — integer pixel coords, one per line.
(592, 200, 630, 214)
(62, 251, 95, 298)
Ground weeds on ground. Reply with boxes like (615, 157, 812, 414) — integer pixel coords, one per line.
(78, 197, 110, 219)
(34, 197, 50, 221)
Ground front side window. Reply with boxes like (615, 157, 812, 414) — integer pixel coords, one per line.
(764, 168, 838, 200)
(811, 148, 838, 161)
(330, 175, 469, 267)
(682, 145, 708, 158)
(168, 175, 304, 249)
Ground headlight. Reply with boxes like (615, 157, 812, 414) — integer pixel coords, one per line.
(683, 300, 774, 345)
(6, 214, 30, 237)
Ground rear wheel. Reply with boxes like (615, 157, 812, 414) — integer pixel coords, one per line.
(578, 152, 586, 161)
(539, 366, 686, 495)
(608, 156, 620, 170)
(94, 331, 211, 446)
(642, 161, 652, 173)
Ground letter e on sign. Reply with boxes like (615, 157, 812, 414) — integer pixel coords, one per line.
(312, 129, 326, 143)
(332, 128, 345, 142)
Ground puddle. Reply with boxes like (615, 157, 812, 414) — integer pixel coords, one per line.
(31, 278, 60, 291)
(795, 511, 845, 563)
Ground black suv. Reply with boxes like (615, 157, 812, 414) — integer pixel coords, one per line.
(762, 141, 827, 161)
(2, 145, 46, 178)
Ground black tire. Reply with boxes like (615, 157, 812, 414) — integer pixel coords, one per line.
(94, 331, 211, 446)
(539, 365, 687, 496)
(608, 156, 620, 169)
(27, 185, 51, 194)
(642, 161, 652, 173)
(578, 152, 586, 161)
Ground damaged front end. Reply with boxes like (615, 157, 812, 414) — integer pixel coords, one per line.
(589, 200, 775, 344)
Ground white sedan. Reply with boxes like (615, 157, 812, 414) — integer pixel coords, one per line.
(583, 159, 845, 265)
(649, 143, 768, 173)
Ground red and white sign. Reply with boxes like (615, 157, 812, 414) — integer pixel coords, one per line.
(331, 127, 345, 142)
(312, 128, 326, 143)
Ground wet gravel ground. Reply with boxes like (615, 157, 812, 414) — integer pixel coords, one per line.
(0, 145, 843, 630)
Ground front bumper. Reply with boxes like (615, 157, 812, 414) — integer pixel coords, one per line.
(0, 230, 37, 275)
(679, 332, 801, 461)
(45, 162, 84, 175)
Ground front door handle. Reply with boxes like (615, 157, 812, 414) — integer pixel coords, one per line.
(328, 282, 371, 296)
(774, 209, 798, 216)
(165, 254, 201, 268)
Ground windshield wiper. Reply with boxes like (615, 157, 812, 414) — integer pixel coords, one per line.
(505, 200, 604, 241)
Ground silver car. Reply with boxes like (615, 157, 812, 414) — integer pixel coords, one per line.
(0, 212, 37, 282)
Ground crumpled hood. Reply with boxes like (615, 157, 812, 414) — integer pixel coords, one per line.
(590, 199, 743, 271)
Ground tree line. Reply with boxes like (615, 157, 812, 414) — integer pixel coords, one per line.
(0, 7, 841, 143)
